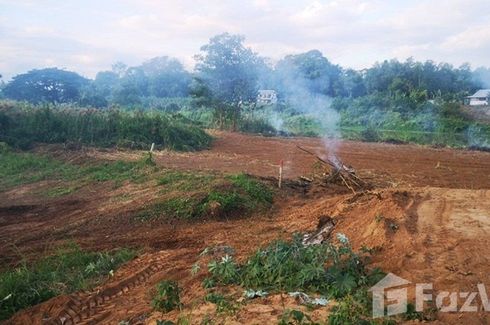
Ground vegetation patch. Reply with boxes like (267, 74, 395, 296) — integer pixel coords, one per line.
(0, 244, 136, 321)
(0, 150, 77, 190)
(151, 280, 182, 313)
(0, 102, 211, 151)
(0, 150, 158, 192)
(199, 234, 382, 296)
(139, 173, 273, 221)
(158, 170, 216, 192)
(193, 234, 433, 324)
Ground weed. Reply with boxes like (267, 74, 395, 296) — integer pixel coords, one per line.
(151, 280, 182, 313)
(158, 171, 216, 191)
(0, 245, 136, 320)
(204, 292, 238, 315)
(278, 309, 320, 325)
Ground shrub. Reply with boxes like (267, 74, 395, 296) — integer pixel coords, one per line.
(151, 280, 181, 313)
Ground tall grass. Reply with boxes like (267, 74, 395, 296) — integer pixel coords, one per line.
(0, 101, 211, 151)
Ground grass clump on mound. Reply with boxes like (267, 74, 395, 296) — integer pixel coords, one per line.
(0, 102, 211, 151)
(0, 244, 136, 321)
(140, 173, 273, 221)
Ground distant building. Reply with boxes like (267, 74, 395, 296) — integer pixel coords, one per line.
(466, 89, 490, 106)
(257, 90, 278, 105)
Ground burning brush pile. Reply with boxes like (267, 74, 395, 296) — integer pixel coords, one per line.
(297, 146, 372, 193)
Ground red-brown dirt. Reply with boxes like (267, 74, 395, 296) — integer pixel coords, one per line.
(2, 132, 490, 324)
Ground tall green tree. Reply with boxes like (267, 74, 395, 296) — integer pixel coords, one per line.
(193, 33, 262, 130)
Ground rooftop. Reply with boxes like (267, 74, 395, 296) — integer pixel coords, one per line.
(467, 89, 490, 98)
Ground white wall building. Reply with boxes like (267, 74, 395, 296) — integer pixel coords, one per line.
(466, 89, 490, 106)
(257, 90, 278, 105)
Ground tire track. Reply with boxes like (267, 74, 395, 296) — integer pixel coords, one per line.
(43, 253, 179, 325)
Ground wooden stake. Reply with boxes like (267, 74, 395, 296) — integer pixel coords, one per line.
(278, 160, 283, 188)
(150, 142, 155, 153)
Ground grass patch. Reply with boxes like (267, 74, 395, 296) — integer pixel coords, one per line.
(0, 150, 158, 193)
(158, 170, 216, 192)
(44, 186, 78, 197)
(139, 173, 273, 221)
(0, 244, 136, 321)
(0, 150, 77, 190)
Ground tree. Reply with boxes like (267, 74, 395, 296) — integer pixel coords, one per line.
(140, 56, 191, 97)
(3, 68, 89, 104)
(341, 69, 366, 98)
(275, 50, 344, 97)
(194, 33, 262, 130)
(111, 67, 149, 106)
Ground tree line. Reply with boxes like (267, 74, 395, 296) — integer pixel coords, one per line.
(0, 33, 487, 111)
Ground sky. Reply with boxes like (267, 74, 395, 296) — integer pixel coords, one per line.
(1, 0, 490, 80)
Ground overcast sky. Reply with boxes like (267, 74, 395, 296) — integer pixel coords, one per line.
(1, 0, 490, 80)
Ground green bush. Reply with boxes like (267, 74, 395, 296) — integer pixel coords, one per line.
(151, 280, 181, 313)
(0, 245, 136, 320)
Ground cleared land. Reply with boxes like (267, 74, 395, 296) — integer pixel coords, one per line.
(1, 132, 490, 324)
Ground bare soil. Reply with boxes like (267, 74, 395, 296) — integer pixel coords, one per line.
(2, 132, 490, 324)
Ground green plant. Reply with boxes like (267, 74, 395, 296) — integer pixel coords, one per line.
(204, 292, 238, 315)
(151, 280, 182, 313)
(0, 245, 136, 320)
(327, 292, 373, 325)
(0, 150, 157, 192)
(207, 255, 238, 285)
(278, 309, 320, 325)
